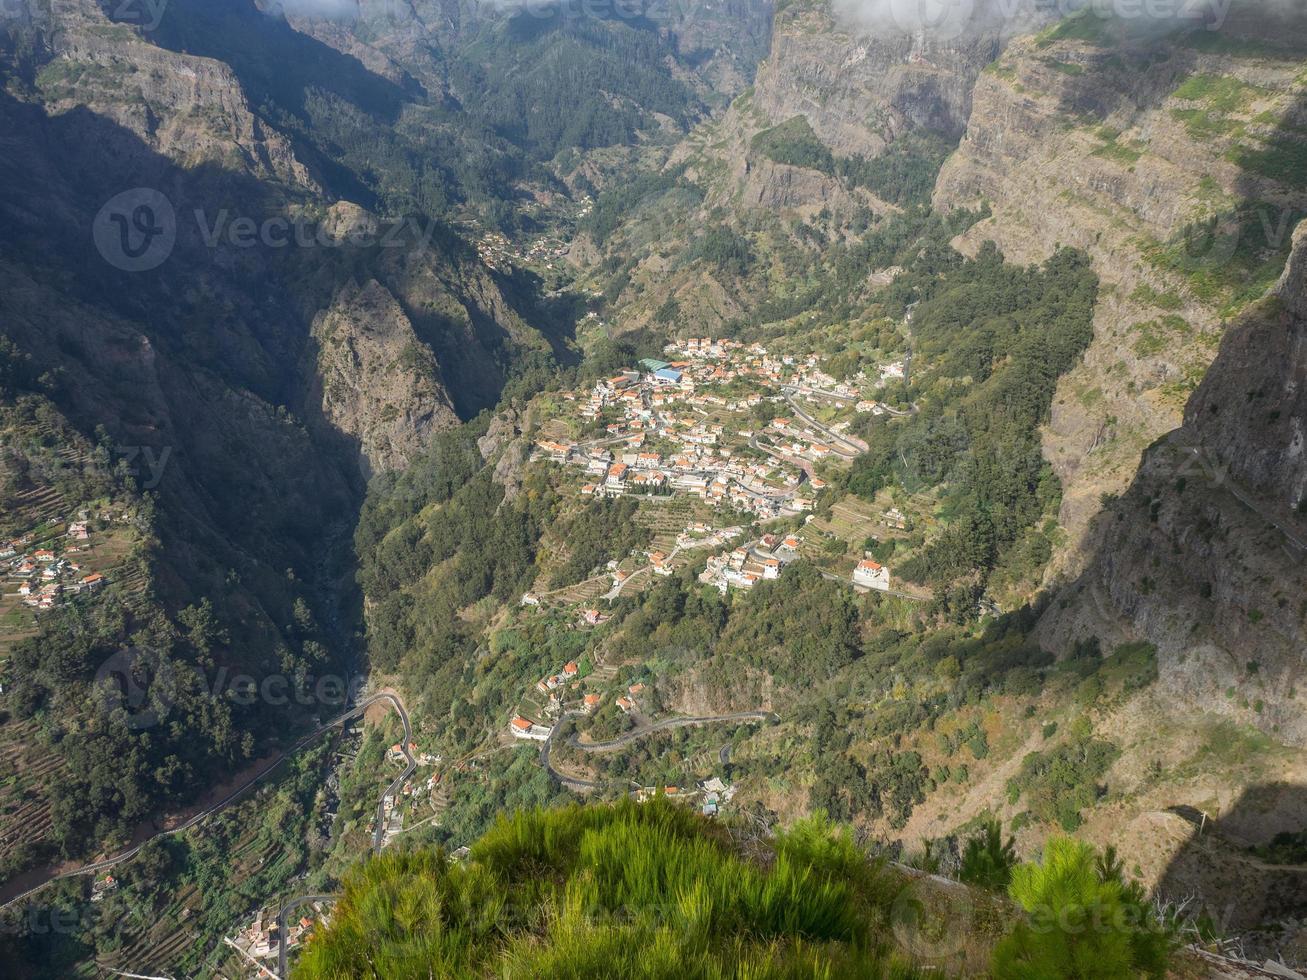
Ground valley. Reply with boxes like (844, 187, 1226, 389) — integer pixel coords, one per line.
(1, 0, 1307, 977)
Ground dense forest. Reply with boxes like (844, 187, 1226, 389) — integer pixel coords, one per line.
(456, 11, 702, 160)
(843, 245, 1099, 590)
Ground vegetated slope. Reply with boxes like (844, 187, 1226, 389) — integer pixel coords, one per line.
(280, 0, 776, 165)
(516, 6, 1307, 955)
(0, 0, 568, 873)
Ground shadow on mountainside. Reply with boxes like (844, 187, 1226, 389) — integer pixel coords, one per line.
(1155, 782, 1307, 946)
(1036, 8, 1307, 716)
(1028, 18, 1307, 944)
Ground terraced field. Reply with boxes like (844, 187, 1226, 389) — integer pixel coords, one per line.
(0, 718, 63, 862)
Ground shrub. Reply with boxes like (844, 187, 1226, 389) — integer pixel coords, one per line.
(992, 838, 1172, 979)
(959, 819, 1017, 891)
(295, 799, 918, 979)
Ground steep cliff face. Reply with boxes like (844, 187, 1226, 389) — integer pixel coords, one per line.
(7, 0, 559, 474)
(1041, 222, 1307, 747)
(0, 0, 576, 872)
(309, 278, 459, 479)
(934, 13, 1307, 573)
(34, 0, 315, 188)
(1188, 223, 1307, 512)
(751, 0, 1015, 157)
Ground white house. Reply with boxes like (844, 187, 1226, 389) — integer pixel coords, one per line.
(509, 716, 552, 742)
(852, 559, 891, 591)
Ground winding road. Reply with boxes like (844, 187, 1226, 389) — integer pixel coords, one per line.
(781, 388, 867, 457)
(538, 711, 599, 790)
(276, 893, 338, 979)
(272, 693, 414, 979)
(372, 696, 417, 851)
(539, 710, 774, 788)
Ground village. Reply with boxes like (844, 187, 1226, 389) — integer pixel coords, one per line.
(532, 336, 907, 522)
(488, 337, 934, 805)
(0, 509, 120, 619)
(524, 335, 919, 603)
(474, 195, 594, 275)
(226, 899, 332, 972)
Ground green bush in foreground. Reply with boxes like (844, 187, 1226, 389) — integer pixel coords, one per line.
(959, 819, 1017, 891)
(294, 803, 1174, 979)
(991, 837, 1174, 979)
(294, 799, 920, 979)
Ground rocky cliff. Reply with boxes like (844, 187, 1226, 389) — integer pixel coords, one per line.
(308, 277, 459, 479)
(1189, 222, 1307, 512)
(934, 11, 1307, 574)
(35, 0, 315, 188)
(1041, 220, 1307, 747)
(753, 0, 1013, 157)
(7, 0, 562, 475)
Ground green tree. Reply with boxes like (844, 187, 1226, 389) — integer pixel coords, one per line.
(959, 819, 1016, 891)
(992, 837, 1172, 979)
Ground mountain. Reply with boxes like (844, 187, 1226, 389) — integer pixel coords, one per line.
(0, 0, 576, 879)
(2, 0, 1307, 977)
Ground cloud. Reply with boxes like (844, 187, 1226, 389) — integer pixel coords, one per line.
(265, 0, 361, 20)
(829, 0, 1303, 42)
(828, 0, 1041, 41)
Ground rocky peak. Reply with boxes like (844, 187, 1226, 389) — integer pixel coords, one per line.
(308, 277, 459, 479)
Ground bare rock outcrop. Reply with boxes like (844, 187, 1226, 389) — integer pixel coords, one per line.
(752, 0, 1013, 157)
(308, 278, 459, 479)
